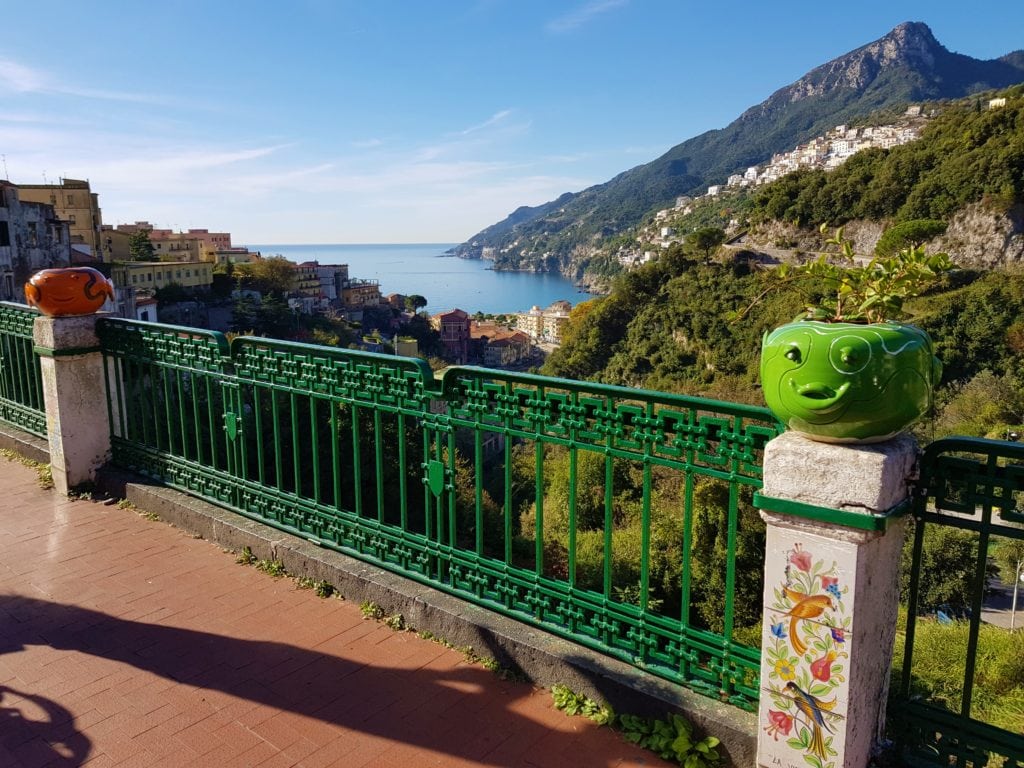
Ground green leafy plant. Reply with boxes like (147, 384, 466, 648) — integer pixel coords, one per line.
(255, 558, 287, 577)
(737, 226, 953, 325)
(360, 600, 385, 620)
(783, 226, 953, 323)
(313, 580, 335, 599)
(551, 685, 615, 726)
(618, 713, 722, 768)
(295, 577, 335, 597)
(0, 449, 53, 489)
(235, 546, 257, 565)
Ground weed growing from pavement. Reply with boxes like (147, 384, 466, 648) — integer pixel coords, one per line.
(551, 684, 723, 768)
(296, 577, 336, 598)
(0, 449, 53, 489)
(255, 558, 287, 578)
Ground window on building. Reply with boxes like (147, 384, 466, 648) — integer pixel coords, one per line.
(0, 221, 9, 247)
(0, 190, 6, 207)
(132, 275, 137, 284)
(67, 194, 74, 205)
(68, 215, 76, 225)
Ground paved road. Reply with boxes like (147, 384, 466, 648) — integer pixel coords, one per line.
(0, 458, 665, 767)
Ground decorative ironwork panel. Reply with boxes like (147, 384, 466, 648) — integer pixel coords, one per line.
(100, 321, 784, 711)
(894, 436, 1024, 768)
(0, 301, 46, 437)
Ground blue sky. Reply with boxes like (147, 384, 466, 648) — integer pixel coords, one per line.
(2, 1, 1022, 245)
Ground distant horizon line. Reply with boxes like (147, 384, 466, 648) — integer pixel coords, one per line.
(240, 241, 461, 248)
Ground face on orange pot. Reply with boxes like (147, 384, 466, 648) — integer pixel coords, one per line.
(24, 267, 115, 316)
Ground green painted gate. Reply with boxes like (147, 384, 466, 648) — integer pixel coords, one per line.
(893, 436, 1024, 767)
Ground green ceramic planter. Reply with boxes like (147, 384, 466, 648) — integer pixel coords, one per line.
(760, 320, 941, 443)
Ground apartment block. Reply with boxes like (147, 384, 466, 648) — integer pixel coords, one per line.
(16, 178, 102, 257)
(0, 182, 72, 301)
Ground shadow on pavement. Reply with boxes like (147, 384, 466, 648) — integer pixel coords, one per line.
(0, 684, 91, 766)
(0, 594, 630, 767)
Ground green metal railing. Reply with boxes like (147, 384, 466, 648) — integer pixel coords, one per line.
(98, 318, 783, 708)
(0, 302, 46, 437)
(894, 437, 1024, 768)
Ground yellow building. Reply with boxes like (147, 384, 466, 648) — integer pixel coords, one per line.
(17, 179, 103, 257)
(293, 262, 322, 298)
(111, 261, 214, 292)
(342, 279, 381, 307)
(101, 223, 237, 263)
(515, 302, 571, 344)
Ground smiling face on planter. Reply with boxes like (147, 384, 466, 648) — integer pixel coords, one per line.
(761, 321, 940, 443)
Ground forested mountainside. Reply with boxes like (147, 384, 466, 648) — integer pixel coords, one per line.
(455, 22, 1024, 284)
(542, 250, 1024, 441)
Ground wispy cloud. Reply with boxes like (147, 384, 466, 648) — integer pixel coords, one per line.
(545, 0, 628, 33)
(351, 138, 384, 149)
(457, 109, 513, 135)
(0, 56, 161, 103)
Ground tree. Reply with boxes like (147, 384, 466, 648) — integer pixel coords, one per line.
(901, 525, 993, 613)
(405, 294, 428, 312)
(234, 256, 296, 298)
(128, 230, 156, 261)
(874, 220, 948, 257)
(686, 227, 726, 263)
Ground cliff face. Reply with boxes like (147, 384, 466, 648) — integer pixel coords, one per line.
(937, 203, 1024, 266)
(742, 203, 1024, 269)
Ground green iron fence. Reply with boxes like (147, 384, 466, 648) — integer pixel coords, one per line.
(894, 436, 1024, 768)
(97, 317, 783, 708)
(0, 301, 46, 437)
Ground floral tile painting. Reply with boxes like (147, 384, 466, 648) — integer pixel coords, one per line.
(762, 542, 852, 768)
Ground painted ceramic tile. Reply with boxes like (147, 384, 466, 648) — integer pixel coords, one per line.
(761, 539, 852, 768)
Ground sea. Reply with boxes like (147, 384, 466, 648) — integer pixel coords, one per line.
(242, 243, 598, 315)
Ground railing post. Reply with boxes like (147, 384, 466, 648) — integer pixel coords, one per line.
(755, 431, 917, 768)
(33, 314, 111, 494)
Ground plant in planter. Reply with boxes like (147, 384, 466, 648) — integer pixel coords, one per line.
(759, 228, 953, 443)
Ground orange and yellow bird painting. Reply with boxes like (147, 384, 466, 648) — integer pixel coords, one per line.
(782, 586, 834, 656)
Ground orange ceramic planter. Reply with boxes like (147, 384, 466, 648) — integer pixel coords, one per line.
(24, 267, 115, 316)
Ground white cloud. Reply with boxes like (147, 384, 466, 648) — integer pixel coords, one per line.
(457, 109, 513, 135)
(0, 56, 161, 103)
(545, 0, 628, 33)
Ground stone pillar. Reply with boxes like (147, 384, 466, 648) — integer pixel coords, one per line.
(33, 314, 111, 495)
(755, 432, 917, 768)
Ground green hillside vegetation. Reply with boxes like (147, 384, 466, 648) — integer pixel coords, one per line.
(543, 246, 1024, 438)
(750, 86, 1024, 227)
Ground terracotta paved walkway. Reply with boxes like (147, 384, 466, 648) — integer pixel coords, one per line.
(0, 458, 667, 767)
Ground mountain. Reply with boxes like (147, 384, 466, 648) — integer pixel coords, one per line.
(456, 22, 1024, 279)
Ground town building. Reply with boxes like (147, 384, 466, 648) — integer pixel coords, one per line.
(0, 182, 72, 301)
(111, 261, 214, 292)
(481, 330, 531, 367)
(15, 179, 102, 257)
(317, 264, 350, 302)
(341, 278, 381, 308)
(514, 300, 572, 344)
(293, 262, 322, 299)
(394, 336, 419, 358)
(101, 223, 252, 264)
(432, 308, 471, 364)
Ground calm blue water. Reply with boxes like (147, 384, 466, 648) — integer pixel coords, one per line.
(242, 243, 597, 315)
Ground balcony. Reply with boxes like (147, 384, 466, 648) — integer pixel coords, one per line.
(1, 302, 1021, 768)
